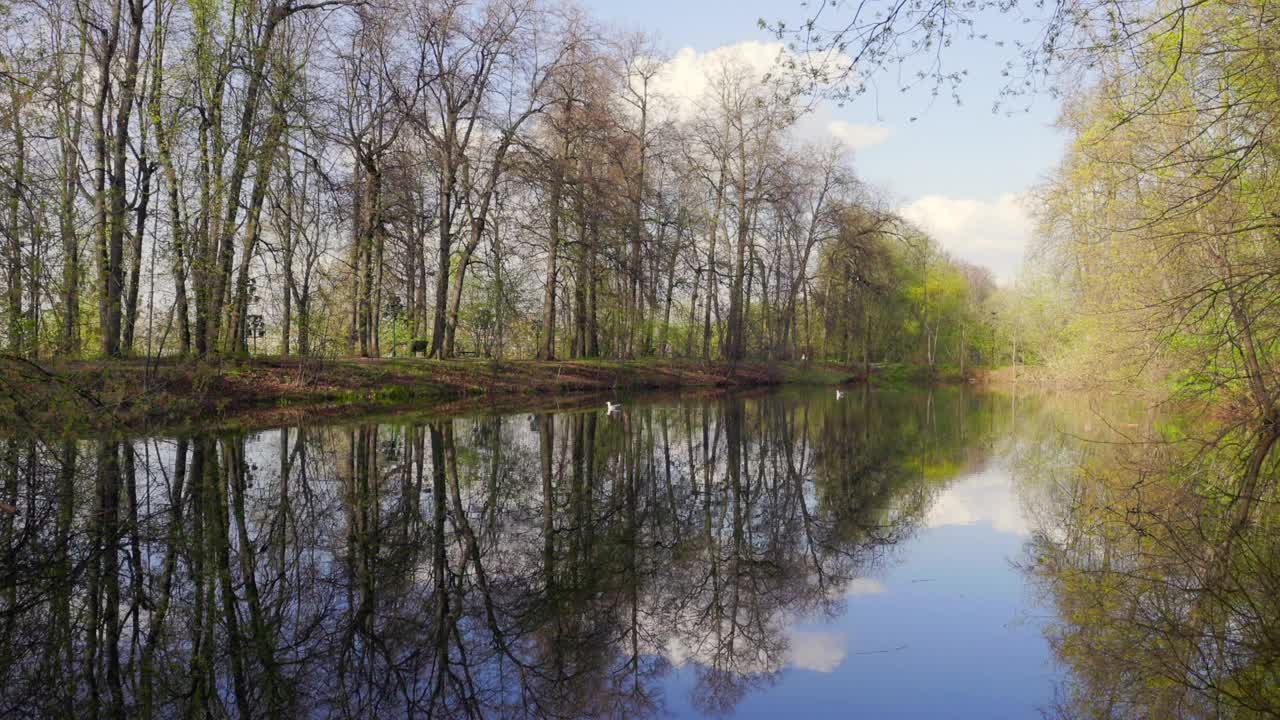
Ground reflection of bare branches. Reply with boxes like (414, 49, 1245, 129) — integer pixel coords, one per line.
(0, 389, 995, 718)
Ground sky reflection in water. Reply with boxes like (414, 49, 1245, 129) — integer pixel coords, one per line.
(0, 388, 1120, 718)
(662, 463, 1057, 719)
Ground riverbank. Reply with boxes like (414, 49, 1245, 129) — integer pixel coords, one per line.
(0, 356, 865, 434)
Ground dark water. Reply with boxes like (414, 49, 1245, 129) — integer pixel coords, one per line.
(1, 387, 1276, 718)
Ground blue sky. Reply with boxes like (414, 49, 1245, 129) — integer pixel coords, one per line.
(579, 0, 1069, 282)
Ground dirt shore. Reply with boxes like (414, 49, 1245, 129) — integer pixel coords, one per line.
(0, 356, 863, 434)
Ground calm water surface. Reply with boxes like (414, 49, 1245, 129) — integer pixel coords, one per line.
(5, 386, 1268, 718)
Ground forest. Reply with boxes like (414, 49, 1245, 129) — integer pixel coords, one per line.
(0, 0, 1013, 374)
(1019, 0, 1280, 420)
(5, 0, 1280, 717)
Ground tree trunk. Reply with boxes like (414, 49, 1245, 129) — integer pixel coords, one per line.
(726, 187, 749, 361)
(572, 181, 588, 358)
(91, 0, 118, 359)
(122, 161, 154, 353)
(429, 157, 454, 358)
(280, 151, 294, 356)
(57, 17, 88, 357)
(540, 157, 564, 360)
(5, 86, 25, 354)
(151, 61, 191, 353)
(99, 0, 145, 357)
(587, 217, 600, 356)
(205, 3, 290, 354)
(444, 229, 478, 358)
(226, 97, 287, 354)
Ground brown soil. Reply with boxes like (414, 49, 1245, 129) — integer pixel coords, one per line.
(0, 355, 860, 435)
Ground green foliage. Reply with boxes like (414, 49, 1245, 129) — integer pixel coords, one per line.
(811, 208, 1006, 373)
(1029, 0, 1280, 403)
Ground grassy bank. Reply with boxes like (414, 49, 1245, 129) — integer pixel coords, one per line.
(866, 362, 972, 388)
(0, 356, 865, 434)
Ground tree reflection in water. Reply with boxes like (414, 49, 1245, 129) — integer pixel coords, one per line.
(1015, 397, 1280, 719)
(0, 389, 997, 719)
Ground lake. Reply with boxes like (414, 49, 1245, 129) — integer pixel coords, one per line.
(2, 386, 1274, 718)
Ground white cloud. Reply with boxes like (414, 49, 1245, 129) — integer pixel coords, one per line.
(654, 42, 787, 121)
(925, 467, 1029, 536)
(651, 41, 893, 164)
(787, 629, 848, 673)
(663, 626, 848, 675)
(653, 41, 855, 126)
(898, 193, 1034, 283)
(649, 41, 1033, 286)
(827, 120, 893, 149)
(845, 577, 886, 596)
